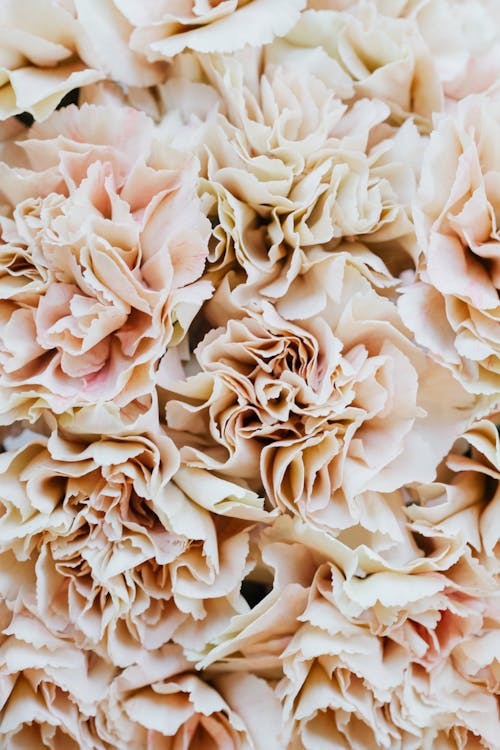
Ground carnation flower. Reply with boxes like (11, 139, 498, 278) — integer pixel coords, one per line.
(0, 1, 498, 744)
(286, 5, 442, 126)
(0, 0, 103, 121)
(76, 0, 306, 67)
(94, 646, 283, 749)
(197, 511, 499, 747)
(95, 646, 283, 749)
(399, 91, 500, 394)
(0, 427, 269, 666)
(197, 503, 472, 667)
(417, 0, 500, 101)
(319, 0, 500, 101)
(0, 0, 171, 122)
(164, 262, 480, 533)
(0, 103, 211, 432)
(405, 419, 500, 579)
(0, 606, 114, 749)
(272, 519, 499, 749)
(196, 521, 323, 676)
(159, 44, 422, 297)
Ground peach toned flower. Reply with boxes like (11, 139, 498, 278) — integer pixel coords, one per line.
(392, 661, 500, 749)
(324, 0, 500, 101)
(159, 45, 422, 298)
(0, 0, 103, 121)
(76, 0, 306, 67)
(272, 520, 499, 749)
(94, 645, 283, 749)
(409, 0, 500, 101)
(0, 103, 211, 432)
(196, 498, 475, 667)
(197, 522, 324, 677)
(405, 419, 500, 581)
(399, 91, 500, 394)
(198, 512, 499, 748)
(0, 427, 270, 666)
(0, 606, 114, 749)
(164, 262, 481, 533)
(286, 5, 442, 126)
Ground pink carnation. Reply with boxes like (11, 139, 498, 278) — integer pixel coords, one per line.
(0, 104, 211, 431)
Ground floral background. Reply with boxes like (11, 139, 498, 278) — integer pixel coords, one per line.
(0, 0, 499, 748)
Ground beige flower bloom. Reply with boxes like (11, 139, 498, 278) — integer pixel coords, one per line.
(271, 519, 499, 749)
(392, 661, 500, 749)
(0, 103, 211, 432)
(0, 427, 270, 666)
(410, 0, 500, 101)
(75, 0, 306, 67)
(95, 645, 283, 749)
(196, 522, 324, 677)
(196, 504, 473, 669)
(317, 0, 500, 101)
(399, 91, 500, 394)
(0, 606, 114, 749)
(286, 5, 442, 126)
(0, 0, 103, 121)
(159, 44, 422, 297)
(405, 419, 500, 579)
(0, 0, 172, 121)
(196, 511, 499, 747)
(164, 262, 481, 532)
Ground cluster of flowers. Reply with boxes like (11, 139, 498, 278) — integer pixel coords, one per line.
(0, 0, 499, 747)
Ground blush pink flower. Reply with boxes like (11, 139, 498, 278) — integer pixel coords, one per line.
(270, 518, 499, 749)
(0, 606, 114, 749)
(0, 0, 103, 121)
(75, 0, 306, 67)
(405, 418, 500, 582)
(399, 91, 500, 394)
(0, 103, 211, 432)
(94, 645, 283, 749)
(0, 427, 269, 667)
(159, 44, 423, 299)
(163, 262, 480, 531)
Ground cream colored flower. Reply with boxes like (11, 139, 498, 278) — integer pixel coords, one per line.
(0, 0, 172, 121)
(75, 0, 306, 67)
(164, 262, 480, 532)
(158, 44, 422, 298)
(0, 0, 103, 121)
(196, 501, 475, 668)
(0, 428, 270, 666)
(95, 645, 283, 750)
(399, 91, 500, 394)
(405, 419, 500, 580)
(0, 103, 211, 432)
(196, 520, 325, 676)
(319, 0, 500, 101)
(391, 661, 500, 749)
(410, 0, 500, 101)
(286, 5, 442, 125)
(270, 518, 499, 749)
(0, 605, 114, 749)
(195, 511, 499, 747)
